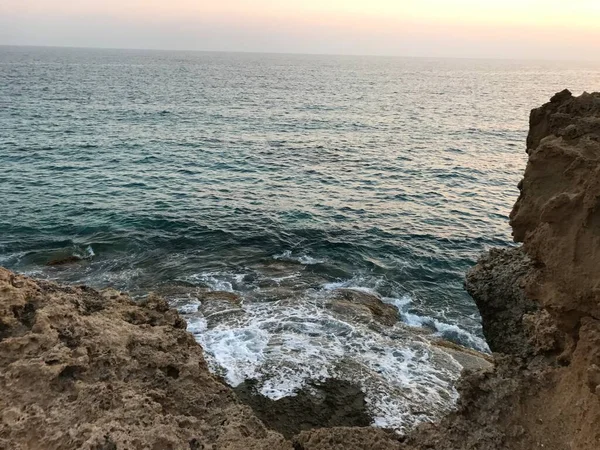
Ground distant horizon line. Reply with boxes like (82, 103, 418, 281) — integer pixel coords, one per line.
(2, 43, 599, 65)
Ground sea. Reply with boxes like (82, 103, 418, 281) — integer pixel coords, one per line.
(1, 45, 598, 431)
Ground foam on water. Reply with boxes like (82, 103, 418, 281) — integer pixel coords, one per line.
(186, 316, 208, 335)
(401, 311, 489, 353)
(175, 298, 201, 315)
(383, 295, 489, 352)
(76, 245, 95, 259)
(322, 276, 385, 294)
(182, 280, 470, 432)
(274, 250, 325, 265)
(184, 272, 245, 292)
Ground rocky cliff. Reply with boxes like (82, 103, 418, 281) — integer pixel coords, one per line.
(400, 90, 600, 450)
(2, 91, 600, 450)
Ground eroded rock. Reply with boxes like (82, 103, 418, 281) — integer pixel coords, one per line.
(329, 289, 399, 326)
(234, 379, 372, 439)
(0, 268, 290, 450)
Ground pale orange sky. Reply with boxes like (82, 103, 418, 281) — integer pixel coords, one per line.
(2, 1, 600, 60)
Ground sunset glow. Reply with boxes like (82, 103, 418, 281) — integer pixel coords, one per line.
(2, 0, 600, 59)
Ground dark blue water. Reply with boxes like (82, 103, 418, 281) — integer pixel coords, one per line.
(1, 46, 599, 428)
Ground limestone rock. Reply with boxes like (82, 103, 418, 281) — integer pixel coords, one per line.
(0, 268, 290, 450)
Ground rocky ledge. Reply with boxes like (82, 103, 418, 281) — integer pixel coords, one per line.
(0, 269, 290, 450)
(2, 91, 600, 450)
(400, 90, 600, 450)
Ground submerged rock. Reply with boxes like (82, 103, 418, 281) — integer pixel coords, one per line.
(46, 254, 83, 266)
(199, 290, 242, 305)
(329, 289, 399, 326)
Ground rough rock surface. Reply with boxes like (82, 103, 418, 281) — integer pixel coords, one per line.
(234, 379, 372, 439)
(0, 268, 290, 450)
(328, 288, 400, 326)
(511, 90, 600, 333)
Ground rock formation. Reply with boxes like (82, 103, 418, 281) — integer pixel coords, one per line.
(400, 90, 600, 450)
(0, 269, 289, 450)
(2, 91, 600, 449)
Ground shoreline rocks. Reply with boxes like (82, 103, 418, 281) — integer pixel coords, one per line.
(0, 268, 289, 450)
(327, 288, 400, 326)
(398, 90, 600, 450)
(234, 379, 372, 439)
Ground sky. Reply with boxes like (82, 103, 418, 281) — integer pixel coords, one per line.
(1, 1, 600, 60)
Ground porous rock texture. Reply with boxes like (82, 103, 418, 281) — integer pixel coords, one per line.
(400, 90, 600, 450)
(0, 268, 290, 450)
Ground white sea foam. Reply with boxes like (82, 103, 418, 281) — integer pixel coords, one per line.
(196, 325, 271, 386)
(270, 273, 299, 284)
(233, 274, 246, 283)
(184, 290, 465, 432)
(172, 271, 490, 431)
(378, 292, 489, 352)
(185, 272, 244, 292)
(321, 273, 389, 295)
(400, 311, 489, 353)
(186, 316, 208, 335)
(274, 250, 325, 265)
(73, 245, 95, 259)
(175, 298, 201, 314)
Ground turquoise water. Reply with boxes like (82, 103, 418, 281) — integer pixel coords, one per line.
(2, 46, 599, 428)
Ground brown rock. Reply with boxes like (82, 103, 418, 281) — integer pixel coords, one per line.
(330, 289, 399, 326)
(234, 379, 372, 439)
(326, 299, 376, 324)
(0, 267, 290, 450)
(397, 91, 600, 450)
(510, 90, 600, 333)
(431, 339, 493, 371)
(46, 255, 82, 266)
(199, 290, 242, 305)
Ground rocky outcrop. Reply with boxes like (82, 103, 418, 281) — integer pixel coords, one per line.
(0, 268, 289, 450)
(328, 288, 400, 326)
(403, 90, 600, 450)
(511, 90, 600, 335)
(234, 379, 372, 439)
(464, 247, 538, 357)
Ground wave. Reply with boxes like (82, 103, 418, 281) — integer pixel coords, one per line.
(182, 272, 247, 292)
(384, 296, 490, 353)
(273, 250, 325, 265)
(167, 272, 490, 432)
(186, 298, 462, 432)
